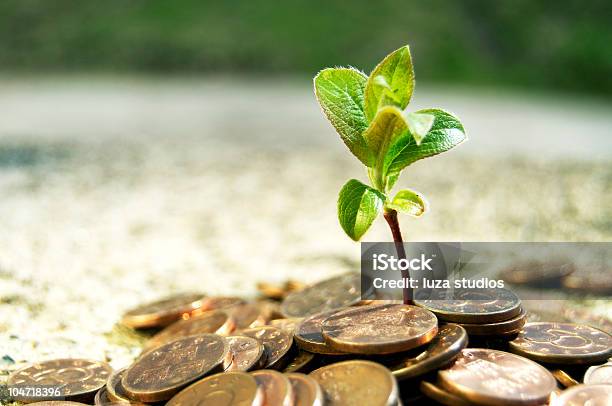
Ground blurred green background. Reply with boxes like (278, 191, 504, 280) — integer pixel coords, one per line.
(1, 0, 611, 96)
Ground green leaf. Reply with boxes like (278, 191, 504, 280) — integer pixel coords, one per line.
(386, 189, 429, 217)
(364, 107, 434, 153)
(364, 46, 415, 121)
(314, 67, 374, 166)
(362, 106, 408, 190)
(405, 112, 434, 145)
(385, 171, 400, 191)
(383, 109, 466, 180)
(338, 179, 385, 241)
(363, 106, 407, 157)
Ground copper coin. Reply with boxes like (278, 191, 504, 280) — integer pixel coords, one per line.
(95, 403, 143, 406)
(167, 371, 263, 406)
(257, 282, 288, 301)
(551, 370, 579, 388)
(584, 362, 612, 385)
(121, 293, 206, 329)
(500, 259, 574, 286)
(105, 368, 130, 403)
(200, 297, 245, 312)
(415, 287, 522, 323)
(7, 358, 112, 403)
(269, 318, 303, 334)
(286, 373, 324, 406)
(28, 403, 90, 406)
(284, 280, 307, 293)
(387, 324, 468, 380)
(240, 326, 293, 370)
(562, 273, 612, 296)
(223, 336, 266, 372)
(227, 303, 269, 330)
(95, 389, 143, 406)
(94, 387, 111, 405)
(551, 384, 612, 406)
(256, 300, 284, 320)
(295, 310, 345, 355)
(456, 307, 527, 336)
(144, 310, 235, 350)
(549, 387, 565, 405)
(309, 360, 398, 406)
(281, 273, 363, 318)
(321, 304, 438, 354)
(420, 381, 470, 406)
(122, 334, 229, 402)
(438, 348, 556, 406)
(283, 351, 316, 374)
(251, 370, 293, 406)
(509, 322, 612, 364)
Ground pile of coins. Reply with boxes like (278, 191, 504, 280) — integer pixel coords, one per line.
(414, 287, 526, 338)
(5, 273, 612, 405)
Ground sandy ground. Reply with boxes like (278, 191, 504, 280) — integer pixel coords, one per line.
(0, 78, 610, 380)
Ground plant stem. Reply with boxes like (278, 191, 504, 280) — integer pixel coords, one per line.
(383, 208, 414, 305)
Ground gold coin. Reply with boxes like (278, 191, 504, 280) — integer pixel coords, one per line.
(415, 287, 522, 323)
(257, 282, 288, 301)
(438, 348, 556, 406)
(240, 326, 293, 370)
(28, 403, 90, 406)
(387, 324, 467, 380)
(584, 362, 612, 385)
(144, 310, 235, 351)
(95, 388, 143, 405)
(295, 310, 345, 355)
(281, 273, 363, 318)
(284, 280, 307, 293)
(283, 350, 316, 374)
(551, 370, 579, 388)
(321, 304, 438, 354)
(7, 358, 112, 403)
(286, 373, 324, 406)
(269, 318, 303, 334)
(121, 293, 206, 329)
(256, 299, 285, 320)
(223, 335, 266, 372)
(509, 322, 612, 364)
(105, 367, 131, 403)
(227, 303, 269, 330)
(551, 384, 612, 406)
(200, 297, 245, 312)
(122, 334, 228, 402)
(167, 371, 263, 406)
(96, 403, 143, 406)
(456, 307, 527, 336)
(309, 360, 398, 406)
(94, 387, 110, 405)
(251, 370, 293, 406)
(420, 381, 470, 406)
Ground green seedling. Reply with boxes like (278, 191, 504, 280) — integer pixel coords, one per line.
(314, 45, 467, 304)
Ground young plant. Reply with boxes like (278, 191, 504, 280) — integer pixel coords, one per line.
(314, 45, 467, 304)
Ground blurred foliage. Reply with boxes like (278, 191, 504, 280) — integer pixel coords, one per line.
(0, 0, 610, 96)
